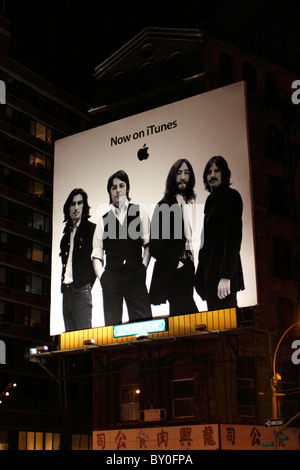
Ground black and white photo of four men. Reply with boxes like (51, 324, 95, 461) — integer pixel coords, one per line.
(60, 156, 245, 332)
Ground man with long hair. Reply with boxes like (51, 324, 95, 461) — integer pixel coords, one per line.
(149, 159, 198, 316)
(195, 156, 245, 310)
(92, 170, 152, 325)
(60, 188, 96, 332)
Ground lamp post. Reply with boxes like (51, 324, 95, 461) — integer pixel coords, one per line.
(271, 322, 300, 419)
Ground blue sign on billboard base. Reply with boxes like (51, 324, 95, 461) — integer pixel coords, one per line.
(113, 318, 167, 338)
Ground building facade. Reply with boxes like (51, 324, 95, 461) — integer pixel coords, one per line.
(67, 27, 300, 450)
(0, 11, 94, 450)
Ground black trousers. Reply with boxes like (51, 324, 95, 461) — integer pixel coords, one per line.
(100, 264, 152, 325)
(168, 257, 198, 316)
(62, 283, 92, 332)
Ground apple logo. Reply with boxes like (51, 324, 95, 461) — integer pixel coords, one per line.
(137, 143, 149, 161)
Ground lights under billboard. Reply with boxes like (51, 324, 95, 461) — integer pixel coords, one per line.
(51, 81, 257, 337)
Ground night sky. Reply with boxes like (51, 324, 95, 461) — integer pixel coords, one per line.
(6, 0, 229, 103)
(5, 0, 300, 103)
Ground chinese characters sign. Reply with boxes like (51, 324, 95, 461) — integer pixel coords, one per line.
(93, 424, 300, 450)
(220, 424, 300, 450)
(93, 424, 219, 450)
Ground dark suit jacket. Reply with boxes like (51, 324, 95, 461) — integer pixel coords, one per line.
(149, 195, 186, 304)
(60, 219, 96, 291)
(195, 184, 245, 301)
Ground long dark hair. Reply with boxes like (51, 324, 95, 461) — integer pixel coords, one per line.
(63, 188, 91, 223)
(203, 156, 231, 192)
(164, 159, 196, 203)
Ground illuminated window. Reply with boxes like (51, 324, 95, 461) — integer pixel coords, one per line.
(172, 378, 194, 418)
(28, 179, 43, 198)
(27, 243, 50, 264)
(120, 384, 140, 421)
(0, 431, 8, 450)
(30, 120, 52, 143)
(18, 431, 60, 450)
(27, 243, 43, 263)
(45, 433, 60, 450)
(28, 179, 51, 201)
(29, 151, 52, 171)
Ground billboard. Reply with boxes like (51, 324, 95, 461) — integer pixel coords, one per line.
(50, 81, 257, 336)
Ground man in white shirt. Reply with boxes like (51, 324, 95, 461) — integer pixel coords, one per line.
(92, 170, 152, 325)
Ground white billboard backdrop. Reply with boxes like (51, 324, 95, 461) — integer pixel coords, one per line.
(50, 81, 257, 335)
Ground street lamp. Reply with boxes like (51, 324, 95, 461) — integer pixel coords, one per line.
(271, 322, 300, 419)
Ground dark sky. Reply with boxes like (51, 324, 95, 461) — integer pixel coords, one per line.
(6, 0, 300, 103)
(7, 0, 228, 103)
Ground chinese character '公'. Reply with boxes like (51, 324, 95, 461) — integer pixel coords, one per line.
(115, 430, 127, 450)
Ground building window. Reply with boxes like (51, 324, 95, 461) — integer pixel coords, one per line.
(25, 274, 49, 298)
(27, 243, 50, 264)
(28, 179, 52, 202)
(27, 243, 43, 263)
(24, 307, 43, 328)
(30, 120, 52, 144)
(0, 231, 8, 250)
(0, 431, 8, 451)
(0, 266, 5, 286)
(120, 384, 140, 421)
(172, 378, 194, 418)
(28, 211, 51, 233)
(25, 274, 43, 296)
(72, 434, 92, 450)
(29, 151, 52, 172)
(18, 431, 60, 450)
(237, 357, 256, 417)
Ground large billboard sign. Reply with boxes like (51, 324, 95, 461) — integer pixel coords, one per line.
(50, 81, 257, 336)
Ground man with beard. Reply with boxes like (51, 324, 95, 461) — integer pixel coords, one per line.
(195, 156, 245, 310)
(149, 159, 198, 316)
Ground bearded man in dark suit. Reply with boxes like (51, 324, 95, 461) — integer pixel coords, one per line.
(149, 159, 198, 316)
